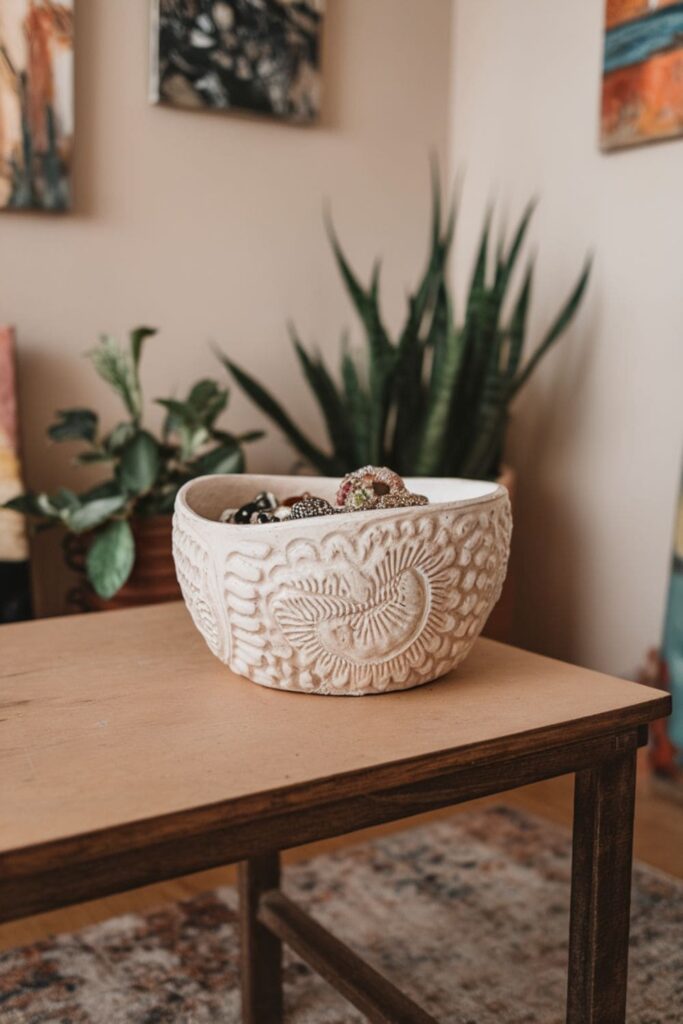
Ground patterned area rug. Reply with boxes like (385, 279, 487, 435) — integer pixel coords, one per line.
(1, 806, 681, 1023)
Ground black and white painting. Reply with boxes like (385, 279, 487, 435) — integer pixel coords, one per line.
(150, 0, 324, 124)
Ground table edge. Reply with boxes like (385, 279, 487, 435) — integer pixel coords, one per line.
(0, 691, 670, 878)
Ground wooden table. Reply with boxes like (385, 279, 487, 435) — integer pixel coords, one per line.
(0, 604, 670, 1023)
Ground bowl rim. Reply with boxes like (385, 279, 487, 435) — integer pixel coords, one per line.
(175, 473, 509, 535)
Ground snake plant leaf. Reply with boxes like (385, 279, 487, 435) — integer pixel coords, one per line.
(341, 338, 371, 466)
(459, 259, 535, 477)
(511, 256, 592, 396)
(460, 402, 508, 479)
(129, 326, 157, 370)
(475, 200, 531, 349)
(86, 519, 135, 600)
(366, 310, 394, 461)
(467, 262, 533, 479)
(219, 352, 339, 475)
(464, 208, 530, 459)
(413, 284, 463, 475)
(429, 156, 442, 252)
(458, 206, 493, 384)
(234, 430, 266, 444)
(324, 212, 392, 357)
(494, 199, 536, 295)
(471, 205, 536, 465)
(325, 214, 395, 462)
(48, 408, 98, 443)
(471, 204, 524, 379)
(410, 171, 457, 340)
(426, 157, 457, 257)
(447, 210, 495, 465)
(390, 318, 426, 473)
(504, 259, 535, 382)
(464, 256, 592, 479)
(468, 206, 493, 307)
(118, 430, 161, 495)
(369, 260, 382, 304)
(289, 325, 355, 471)
(461, 340, 509, 480)
(464, 235, 535, 478)
(392, 174, 457, 470)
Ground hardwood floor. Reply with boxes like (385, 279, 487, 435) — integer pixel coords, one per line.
(2, 759, 681, 954)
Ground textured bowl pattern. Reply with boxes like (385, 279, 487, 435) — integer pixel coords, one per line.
(173, 474, 512, 696)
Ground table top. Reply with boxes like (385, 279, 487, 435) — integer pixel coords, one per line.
(0, 603, 669, 861)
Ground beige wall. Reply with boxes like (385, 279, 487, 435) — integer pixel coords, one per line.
(449, 0, 683, 675)
(8, 0, 677, 675)
(0, 0, 453, 612)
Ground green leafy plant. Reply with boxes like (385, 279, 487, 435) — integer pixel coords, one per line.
(6, 328, 262, 599)
(221, 170, 591, 480)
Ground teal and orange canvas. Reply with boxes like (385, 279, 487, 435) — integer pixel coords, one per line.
(662, 463, 683, 757)
(601, 0, 683, 149)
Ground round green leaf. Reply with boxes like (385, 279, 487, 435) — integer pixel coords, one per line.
(192, 444, 244, 476)
(36, 493, 60, 517)
(106, 422, 136, 454)
(130, 326, 157, 369)
(67, 494, 127, 534)
(3, 493, 48, 517)
(86, 520, 135, 599)
(118, 431, 161, 495)
(209, 447, 244, 475)
(48, 408, 98, 443)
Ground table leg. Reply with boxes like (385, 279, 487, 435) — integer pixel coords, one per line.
(566, 745, 637, 1024)
(238, 852, 283, 1024)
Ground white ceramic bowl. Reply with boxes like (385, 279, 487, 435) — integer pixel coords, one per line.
(173, 474, 512, 696)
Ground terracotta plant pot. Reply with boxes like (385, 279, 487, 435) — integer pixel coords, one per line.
(65, 516, 181, 612)
(173, 473, 512, 696)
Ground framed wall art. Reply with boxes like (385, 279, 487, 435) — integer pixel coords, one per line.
(0, 0, 74, 211)
(150, 0, 324, 124)
(601, 1, 683, 150)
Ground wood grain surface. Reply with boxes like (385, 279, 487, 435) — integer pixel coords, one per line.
(239, 854, 283, 1024)
(566, 750, 638, 1024)
(0, 602, 670, 924)
(258, 888, 439, 1024)
(1, 603, 669, 853)
(2, 768, 680, 953)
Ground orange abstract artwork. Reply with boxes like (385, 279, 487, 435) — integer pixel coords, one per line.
(0, 1, 73, 210)
(601, 0, 683, 149)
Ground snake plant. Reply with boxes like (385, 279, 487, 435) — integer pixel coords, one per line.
(221, 168, 591, 480)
